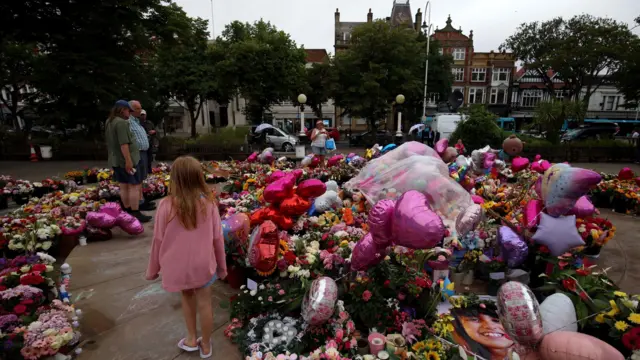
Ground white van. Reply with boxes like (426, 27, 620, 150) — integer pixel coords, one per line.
(432, 113, 467, 140)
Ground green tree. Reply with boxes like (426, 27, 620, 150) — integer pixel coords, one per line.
(290, 62, 332, 119)
(501, 15, 636, 116)
(0, 41, 38, 127)
(155, 9, 213, 138)
(450, 105, 502, 152)
(533, 100, 586, 144)
(613, 36, 640, 108)
(216, 20, 306, 124)
(330, 20, 451, 129)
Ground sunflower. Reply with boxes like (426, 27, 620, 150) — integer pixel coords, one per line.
(628, 313, 640, 325)
(425, 351, 440, 360)
(412, 341, 426, 352)
(615, 321, 630, 332)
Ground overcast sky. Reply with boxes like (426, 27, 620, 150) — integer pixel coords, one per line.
(176, 0, 639, 54)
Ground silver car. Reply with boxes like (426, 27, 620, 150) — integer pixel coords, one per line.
(258, 126, 299, 152)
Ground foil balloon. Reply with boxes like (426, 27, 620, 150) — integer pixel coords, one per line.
(392, 190, 444, 249)
(347, 152, 356, 159)
(247, 152, 258, 163)
(261, 151, 274, 164)
(367, 199, 396, 247)
(533, 176, 542, 198)
(435, 139, 448, 154)
(292, 169, 303, 179)
(268, 170, 285, 183)
(496, 281, 544, 348)
(532, 213, 584, 256)
(471, 195, 484, 205)
(524, 199, 543, 231)
(310, 156, 321, 168)
(618, 167, 635, 180)
(100, 202, 122, 218)
(327, 154, 344, 167)
(279, 194, 311, 217)
(302, 277, 338, 326)
(86, 211, 117, 229)
(271, 213, 294, 230)
(350, 233, 386, 271)
(511, 157, 530, 172)
(85, 226, 112, 242)
(116, 212, 144, 235)
(497, 226, 528, 268)
(539, 293, 577, 334)
(248, 221, 280, 276)
(250, 208, 270, 226)
(569, 196, 596, 218)
(297, 179, 327, 199)
(263, 175, 296, 204)
(455, 204, 482, 237)
(222, 213, 250, 248)
(526, 331, 625, 360)
(541, 163, 601, 217)
(301, 155, 313, 167)
(382, 143, 397, 153)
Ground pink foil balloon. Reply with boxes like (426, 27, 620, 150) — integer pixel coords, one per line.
(392, 190, 444, 249)
(497, 281, 544, 348)
(247, 152, 258, 163)
(302, 276, 338, 325)
(86, 211, 117, 229)
(455, 203, 483, 236)
(511, 157, 530, 172)
(533, 177, 542, 198)
(471, 195, 484, 205)
(263, 174, 296, 204)
(618, 167, 635, 180)
(327, 154, 344, 167)
(435, 138, 448, 154)
(222, 213, 250, 247)
(532, 331, 624, 360)
(261, 151, 274, 164)
(541, 164, 601, 217)
(569, 196, 596, 218)
(524, 199, 543, 231)
(268, 170, 285, 183)
(296, 179, 327, 199)
(368, 199, 396, 247)
(116, 212, 144, 235)
(350, 233, 386, 271)
(292, 169, 303, 179)
(100, 202, 121, 218)
(347, 152, 356, 159)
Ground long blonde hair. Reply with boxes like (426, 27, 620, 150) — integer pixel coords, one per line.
(168, 156, 215, 230)
(107, 105, 130, 123)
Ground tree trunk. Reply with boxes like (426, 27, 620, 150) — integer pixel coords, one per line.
(189, 108, 197, 138)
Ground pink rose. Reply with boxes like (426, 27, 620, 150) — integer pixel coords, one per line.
(268, 296, 273, 302)
(362, 290, 372, 302)
(398, 293, 406, 301)
(278, 289, 285, 295)
(335, 329, 344, 340)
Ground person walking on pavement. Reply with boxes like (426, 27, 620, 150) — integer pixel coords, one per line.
(105, 100, 152, 223)
(139, 109, 156, 175)
(128, 100, 156, 214)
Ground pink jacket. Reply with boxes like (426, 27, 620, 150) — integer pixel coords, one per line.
(145, 198, 227, 292)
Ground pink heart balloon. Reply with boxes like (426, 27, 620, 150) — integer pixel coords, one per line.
(247, 152, 258, 163)
(524, 199, 543, 231)
(327, 154, 344, 167)
(511, 157, 530, 172)
(99, 202, 121, 218)
(569, 196, 596, 218)
(263, 174, 296, 204)
(435, 139, 449, 154)
(116, 212, 144, 235)
(392, 190, 444, 249)
(368, 199, 396, 247)
(350, 233, 386, 271)
(455, 203, 482, 236)
(86, 211, 117, 229)
(296, 179, 327, 199)
(268, 170, 285, 183)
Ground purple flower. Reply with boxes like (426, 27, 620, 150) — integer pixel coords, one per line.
(0, 314, 19, 331)
(3, 339, 14, 350)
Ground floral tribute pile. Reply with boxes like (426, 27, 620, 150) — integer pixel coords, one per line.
(215, 143, 639, 360)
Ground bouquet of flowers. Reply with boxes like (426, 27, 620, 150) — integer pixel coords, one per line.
(64, 171, 84, 184)
(18, 300, 79, 360)
(576, 217, 616, 256)
(97, 181, 120, 200)
(8, 219, 61, 253)
(96, 168, 113, 181)
(589, 290, 640, 356)
(57, 216, 86, 236)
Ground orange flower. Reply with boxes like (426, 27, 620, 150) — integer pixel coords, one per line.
(342, 207, 354, 225)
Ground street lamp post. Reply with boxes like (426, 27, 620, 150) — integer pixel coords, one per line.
(395, 94, 405, 140)
(298, 93, 307, 137)
(421, 1, 433, 122)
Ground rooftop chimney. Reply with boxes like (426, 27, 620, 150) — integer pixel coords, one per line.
(415, 9, 422, 32)
(367, 8, 373, 22)
(335, 8, 340, 24)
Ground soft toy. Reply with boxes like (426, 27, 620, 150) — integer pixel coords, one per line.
(314, 190, 342, 213)
(470, 146, 497, 174)
(325, 180, 339, 193)
(435, 139, 458, 163)
(351, 191, 367, 213)
(500, 134, 525, 161)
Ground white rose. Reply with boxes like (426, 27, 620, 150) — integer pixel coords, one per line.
(258, 297, 263, 301)
(259, 285, 265, 290)
(310, 241, 320, 250)
(250, 290, 257, 296)
(41, 241, 52, 250)
(240, 285, 246, 290)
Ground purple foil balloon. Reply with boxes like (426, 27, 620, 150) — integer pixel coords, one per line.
(497, 226, 528, 268)
(392, 190, 444, 249)
(116, 212, 144, 235)
(100, 202, 122, 218)
(569, 196, 596, 218)
(350, 233, 385, 271)
(86, 212, 117, 229)
(368, 199, 396, 247)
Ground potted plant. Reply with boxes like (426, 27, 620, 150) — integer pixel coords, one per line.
(577, 217, 616, 259)
(458, 249, 483, 286)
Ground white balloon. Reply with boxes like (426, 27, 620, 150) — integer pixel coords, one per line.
(540, 293, 578, 334)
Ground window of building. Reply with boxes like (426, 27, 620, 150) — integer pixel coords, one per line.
(492, 68, 510, 82)
(471, 68, 486, 82)
(521, 89, 543, 107)
(452, 68, 464, 82)
(490, 88, 507, 104)
(602, 95, 619, 111)
(453, 48, 465, 60)
(468, 88, 485, 104)
(555, 90, 565, 100)
(342, 116, 351, 125)
(356, 117, 367, 125)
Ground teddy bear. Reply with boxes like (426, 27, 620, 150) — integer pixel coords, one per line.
(314, 190, 342, 213)
(500, 135, 525, 161)
(434, 139, 458, 163)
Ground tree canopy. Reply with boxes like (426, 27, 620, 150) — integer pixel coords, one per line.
(330, 20, 452, 128)
(501, 15, 636, 108)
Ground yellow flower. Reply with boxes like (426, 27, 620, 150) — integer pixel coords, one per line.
(426, 351, 441, 360)
(615, 321, 630, 332)
(426, 339, 441, 351)
(412, 341, 426, 352)
(595, 313, 606, 323)
(607, 300, 620, 317)
(339, 240, 349, 248)
(628, 313, 640, 325)
(614, 291, 628, 298)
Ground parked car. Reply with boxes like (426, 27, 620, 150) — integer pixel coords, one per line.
(305, 127, 340, 141)
(561, 126, 616, 143)
(250, 126, 299, 152)
(348, 130, 392, 147)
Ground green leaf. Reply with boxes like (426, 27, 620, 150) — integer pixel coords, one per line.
(575, 301, 589, 328)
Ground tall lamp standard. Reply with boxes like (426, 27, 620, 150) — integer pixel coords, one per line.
(297, 93, 307, 137)
(421, 1, 433, 122)
(395, 94, 405, 140)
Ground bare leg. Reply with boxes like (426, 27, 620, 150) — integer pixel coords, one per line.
(181, 290, 198, 347)
(130, 185, 140, 211)
(195, 286, 213, 355)
(119, 183, 131, 208)
(319, 155, 325, 168)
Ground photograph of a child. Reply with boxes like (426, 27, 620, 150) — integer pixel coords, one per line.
(439, 296, 514, 360)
